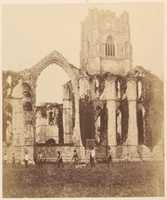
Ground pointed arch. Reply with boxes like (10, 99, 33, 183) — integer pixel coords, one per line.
(30, 50, 80, 82)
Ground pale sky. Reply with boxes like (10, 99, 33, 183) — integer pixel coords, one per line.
(2, 3, 164, 104)
(36, 64, 70, 104)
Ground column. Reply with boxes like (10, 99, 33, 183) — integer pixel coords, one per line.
(72, 79, 86, 162)
(62, 83, 73, 144)
(11, 98, 25, 163)
(72, 79, 83, 147)
(100, 76, 117, 158)
(126, 77, 139, 160)
(107, 100, 117, 146)
(106, 77, 117, 147)
(63, 99, 73, 144)
(116, 110, 122, 144)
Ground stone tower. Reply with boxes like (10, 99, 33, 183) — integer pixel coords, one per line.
(80, 9, 132, 75)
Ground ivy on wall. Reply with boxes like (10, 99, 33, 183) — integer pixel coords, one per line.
(79, 97, 95, 147)
(142, 69, 163, 148)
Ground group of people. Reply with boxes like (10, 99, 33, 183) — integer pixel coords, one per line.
(54, 146, 113, 169)
(89, 146, 113, 168)
(35, 149, 80, 168)
(4, 146, 113, 169)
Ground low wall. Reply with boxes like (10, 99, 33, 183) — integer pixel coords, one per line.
(3, 144, 163, 164)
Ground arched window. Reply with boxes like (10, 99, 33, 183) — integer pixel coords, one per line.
(105, 35, 115, 57)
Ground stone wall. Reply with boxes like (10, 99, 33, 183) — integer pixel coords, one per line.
(63, 81, 74, 144)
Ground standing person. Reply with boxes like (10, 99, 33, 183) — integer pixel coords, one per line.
(72, 149, 79, 168)
(12, 153, 15, 168)
(56, 151, 64, 168)
(107, 146, 113, 168)
(38, 151, 43, 168)
(24, 152, 29, 168)
(90, 147, 96, 168)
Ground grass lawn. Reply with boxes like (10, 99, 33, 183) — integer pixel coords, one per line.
(3, 161, 164, 197)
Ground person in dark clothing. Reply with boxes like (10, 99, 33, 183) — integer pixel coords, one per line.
(56, 151, 64, 168)
(48, 110, 54, 125)
(72, 149, 79, 168)
(38, 152, 43, 168)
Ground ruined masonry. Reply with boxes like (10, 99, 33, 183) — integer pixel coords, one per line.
(3, 9, 164, 163)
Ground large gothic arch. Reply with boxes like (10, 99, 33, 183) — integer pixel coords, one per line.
(22, 50, 82, 146)
(20, 50, 80, 94)
(30, 50, 80, 81)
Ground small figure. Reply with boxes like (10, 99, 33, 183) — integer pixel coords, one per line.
(107, 146, 113, 168)
(72, 149, 79, 168)
(48, 110, 54, 125)
(38, 151, 43, 168)
(56, 151, 64, 168)
(90, 147, 96, 168)
(24, 152, 29, 168)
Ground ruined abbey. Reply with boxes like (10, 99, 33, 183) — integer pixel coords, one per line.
(3, 9, 164, 163)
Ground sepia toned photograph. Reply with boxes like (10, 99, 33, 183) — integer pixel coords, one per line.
(2, 1, 165, 198)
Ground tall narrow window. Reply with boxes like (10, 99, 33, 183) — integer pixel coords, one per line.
(105, 35, 115, 57)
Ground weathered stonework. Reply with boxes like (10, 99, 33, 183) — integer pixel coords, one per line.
(80, 9, 132, 75)
(3, 9, 163, 163)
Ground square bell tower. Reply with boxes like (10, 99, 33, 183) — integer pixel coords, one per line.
(80, 9, 132, 76)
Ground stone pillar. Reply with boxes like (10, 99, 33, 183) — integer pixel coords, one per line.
(72, 79, 85, 161)
(107, 79, 117, 160)
(126, 77, 139, 160)
(116, 109, 122, 143)
(10, 79, 34, 164)
(100, 76, 117, 158)
(107, 101, 117, 146)
(95, 116, 101, 144)
(62, 82, 73, 144)
(24, 113, 34, 164)
(79, 76, 90, 98)
(11, 98, 25, 163)
(72, 80, 83, 146)
(63, 99, 73, 144)
(73, 91, 83, 146)
(22, 81, 34, 164)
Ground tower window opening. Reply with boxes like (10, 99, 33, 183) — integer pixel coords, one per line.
(105, 35, 115, 57)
